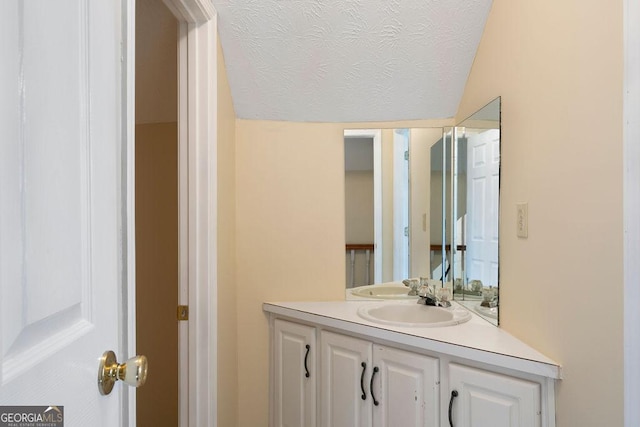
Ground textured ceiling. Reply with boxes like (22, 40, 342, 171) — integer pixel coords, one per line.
(212, 0, 493, 122)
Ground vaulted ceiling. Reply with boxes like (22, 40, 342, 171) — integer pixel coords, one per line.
(212, 0, 493, 122)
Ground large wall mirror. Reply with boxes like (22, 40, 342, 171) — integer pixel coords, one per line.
(344, 97, 501, 325)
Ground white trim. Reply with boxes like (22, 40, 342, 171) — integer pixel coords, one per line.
(187, 16, 218, 427)
(542, 377, 556, 427)
(163, 0, 215, 23)
(373, 132, 382, 283)
(344, 129, 383, 283)
(122, 0, 136, 425)
(177, 21, 190, 427)
(624, 0, 640, 425)
(164, 1, 218, 426)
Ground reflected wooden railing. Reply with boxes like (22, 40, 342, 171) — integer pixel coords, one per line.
(430, 244, 466, 281)
(346, 244, 374, 287)
(429, 244, 467, 252)
(346, 244, 467, 288)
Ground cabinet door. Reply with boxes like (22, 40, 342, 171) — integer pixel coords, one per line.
(274, 319, 317, 427)
(372, 345, 440, 427)
(449, 364, 541, 427)
(320, 331, 372, 427)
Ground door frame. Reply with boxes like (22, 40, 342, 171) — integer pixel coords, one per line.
(159, 1, 218, 426)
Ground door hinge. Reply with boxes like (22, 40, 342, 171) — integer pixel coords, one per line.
(177, 305, 189, 321)
(404, 226, 409, 237)
(404, 150, 409, 160)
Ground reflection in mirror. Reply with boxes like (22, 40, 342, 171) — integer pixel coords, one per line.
(344, 130, 377, 287)
(450, 97, 501, 325)
(343, 97, 500, 326)
(429, 131, 449, 282)
(344, 128, 445, 287)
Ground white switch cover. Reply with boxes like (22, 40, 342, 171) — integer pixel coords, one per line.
(516, 203, 528, 238)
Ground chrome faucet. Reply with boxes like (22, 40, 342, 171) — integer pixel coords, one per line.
(402, 279, 420, 296)
(417, 284, 451, 308)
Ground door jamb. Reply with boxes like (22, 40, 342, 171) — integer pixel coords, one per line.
(123, 0, 137, 424)
(162, 1, 218, 426)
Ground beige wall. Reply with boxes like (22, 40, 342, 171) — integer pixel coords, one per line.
(135, 1, 178, 425)
(135, 122, 179, 427)
(235, 121, 345, 427)
(235, 118, 451, 426)
(456, 1, 624, 425)
(135, 0, 177, 124)
(216, 38, 238, 427)
(345, 171, 374, 244)
(409, 128, 442, 278)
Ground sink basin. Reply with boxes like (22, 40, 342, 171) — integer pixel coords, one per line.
(357, 302, 472, 327)
(350, 285, 415, 299)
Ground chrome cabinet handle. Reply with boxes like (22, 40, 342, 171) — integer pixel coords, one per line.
(98, 350, 148, 395)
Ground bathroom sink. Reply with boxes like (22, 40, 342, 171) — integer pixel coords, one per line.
(350, 285, 415, 299)
(357, 302, 471, 327)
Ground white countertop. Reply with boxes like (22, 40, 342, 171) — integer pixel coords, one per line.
(263, 300, 561, 380)
(345, 282, 499, 324)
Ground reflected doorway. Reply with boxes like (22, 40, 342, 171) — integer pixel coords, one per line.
(344, 129, 410, 287)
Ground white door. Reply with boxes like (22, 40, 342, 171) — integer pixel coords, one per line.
(372, 345, 439, 427)
(320, 331, 372, 427)
(273, 319, 316, 427)
(449, 364, 541, 427)
(0, 0, 132, 426)
(466, 129, 500, 287)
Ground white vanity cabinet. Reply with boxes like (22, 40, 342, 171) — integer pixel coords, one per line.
(319, 331, 371, 427)
(273, 319, 316, 427)
(320, 330, 439, 427)
(265, 302, 560, 427)
(447, 364, 542, 427)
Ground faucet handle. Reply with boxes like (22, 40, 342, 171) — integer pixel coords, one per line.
(418, 284, 433, 297)
(434, 287, 452, 307)
(403, 279, 420, 296)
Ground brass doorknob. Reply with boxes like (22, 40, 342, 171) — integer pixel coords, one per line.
(98, 350, 148, 395)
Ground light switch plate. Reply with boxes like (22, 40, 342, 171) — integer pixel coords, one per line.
(516, 203, 528, 238)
